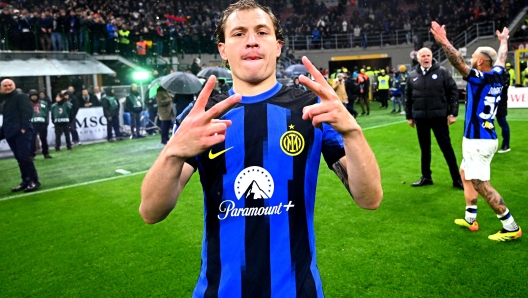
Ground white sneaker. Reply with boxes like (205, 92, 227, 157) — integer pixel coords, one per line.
(498, 147, 511, 153)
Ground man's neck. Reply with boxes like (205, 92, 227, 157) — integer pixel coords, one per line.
(231, 75, 278, 97)
(476, 65, 492, 72)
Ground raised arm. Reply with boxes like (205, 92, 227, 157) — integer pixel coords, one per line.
(139, 77, 241, 224)
(430, 21, 471, 77)
(494, 27, 509, 68)
(299, 56, 382, 210)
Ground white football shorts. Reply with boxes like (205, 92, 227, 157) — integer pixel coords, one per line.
(460, 137, 498, 181)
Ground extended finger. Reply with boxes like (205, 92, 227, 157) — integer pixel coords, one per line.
(301, 56, 328, 87)
(191, 75, 217, 114)
(203, 119, 233, 136)
(204, 93, 242, 121)
(299, 74, 328, 99)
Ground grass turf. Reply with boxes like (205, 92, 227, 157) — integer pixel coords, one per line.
(1, 104, 527, 297)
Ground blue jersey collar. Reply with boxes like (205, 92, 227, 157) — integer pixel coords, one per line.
(229, 82, 282, 104)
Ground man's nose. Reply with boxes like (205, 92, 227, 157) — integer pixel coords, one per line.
(246, 32, 258, 48)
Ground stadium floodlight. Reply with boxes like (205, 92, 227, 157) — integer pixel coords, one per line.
(132, 70, 149, 81)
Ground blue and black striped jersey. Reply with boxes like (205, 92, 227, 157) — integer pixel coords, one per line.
(463, 66, 504, 139)
(185, 83, 345, 298)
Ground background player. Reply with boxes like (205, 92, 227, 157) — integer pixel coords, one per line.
(431, 21, 521, 241)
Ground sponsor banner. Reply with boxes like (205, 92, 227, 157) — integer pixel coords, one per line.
(0, 107, 107, 152)
(508, 87, 528, 108)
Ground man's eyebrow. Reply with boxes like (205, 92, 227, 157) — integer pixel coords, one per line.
(229, 24, 271, 33)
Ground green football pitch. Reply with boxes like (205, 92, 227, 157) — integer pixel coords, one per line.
(1, 105, 527, 297)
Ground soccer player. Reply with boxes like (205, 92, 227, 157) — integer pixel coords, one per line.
(431, 22, 522, 241)
(139, 0, 383, 297)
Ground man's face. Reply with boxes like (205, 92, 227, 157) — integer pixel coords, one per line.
(68, 86, 74, 92)
(417, 49, 432, 68)
(30, 95, 38, 101)
(1, 80, 15, 94)
(218, 8, 282, 85)
(131, 85, 137, 92)
(94, 86, 100, 93)
(82, 90, 89, 97)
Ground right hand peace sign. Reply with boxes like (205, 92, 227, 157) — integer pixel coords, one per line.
(166, 75, 241, 159)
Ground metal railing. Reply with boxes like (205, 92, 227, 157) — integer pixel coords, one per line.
(0, 21, 497, 63)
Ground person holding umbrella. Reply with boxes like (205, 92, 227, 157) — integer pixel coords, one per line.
(155, 86, 173, 145)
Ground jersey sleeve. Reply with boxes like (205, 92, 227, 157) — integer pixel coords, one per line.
(321, 123, 345, 169)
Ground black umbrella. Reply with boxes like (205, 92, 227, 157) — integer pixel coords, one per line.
(197, 66, 232, 79)
(285, 64, 308, 75)
(160, 72, 203, 94)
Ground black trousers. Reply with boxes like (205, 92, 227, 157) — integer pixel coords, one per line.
(30, 123, 50, 156)
(70, 114, 79, 143)
(106, 116, 121, 140)
(130, 111, 142, 137)
(7, 131, 39, 183)
(378, 89, 389, 107)
(415, 118, 460, 182)
(55, 123, 72, 150)
(160, 120, 172, 144)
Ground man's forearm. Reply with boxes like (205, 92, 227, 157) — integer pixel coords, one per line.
(495, 39, 508, 67)
(341, 129, 382, 210)
(140, 153, 187, 224)
(441, 42, 470, 76)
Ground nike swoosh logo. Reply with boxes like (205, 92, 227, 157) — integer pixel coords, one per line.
(209, 146, 234, 159)
(413, 78, 418, 81)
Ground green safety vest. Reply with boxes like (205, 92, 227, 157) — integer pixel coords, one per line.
(119, 30, 130, 44)
(104, 95, 119, 110)
(128, 92, 143, 109)
(31, 100, 49, 123)
(51, 102, 72, 123)
(508, 68, 515, 86)
(377, 75, 390, 89)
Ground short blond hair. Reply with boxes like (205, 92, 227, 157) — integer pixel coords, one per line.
(476, 46, 497, 64)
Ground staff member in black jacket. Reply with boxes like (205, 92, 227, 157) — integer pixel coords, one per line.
(406, 47, 463, 189)
(0, 79, 41, 192)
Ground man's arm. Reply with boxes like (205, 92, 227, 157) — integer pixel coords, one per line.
(139, 77, 241, 224)
(444, 69, 459, 119)
(299, 56, 382, 210)
(332, 132, 382, 210)
(494, 27, 509, 68)
(430, 21, 470, 77)
(140, 157, 194, 224)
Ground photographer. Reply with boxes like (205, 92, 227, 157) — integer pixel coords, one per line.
(332, 72, 348, 107)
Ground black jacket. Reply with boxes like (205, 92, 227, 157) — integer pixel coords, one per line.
(497, 70, 510, 118)
(0, 90, 34, 140)
(405, 62, 458, 120)
(345, 77, 360, 99)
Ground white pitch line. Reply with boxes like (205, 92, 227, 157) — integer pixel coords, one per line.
(2, 116, 526, 202)
(0, 170, 148, 202)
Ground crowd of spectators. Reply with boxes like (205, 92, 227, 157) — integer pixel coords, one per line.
(0, 0, 526, 59)
(282, 0, 526, 50)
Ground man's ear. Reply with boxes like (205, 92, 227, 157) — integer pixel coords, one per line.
(276, 40, 283, 58)
(218, 43, 228, 60)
